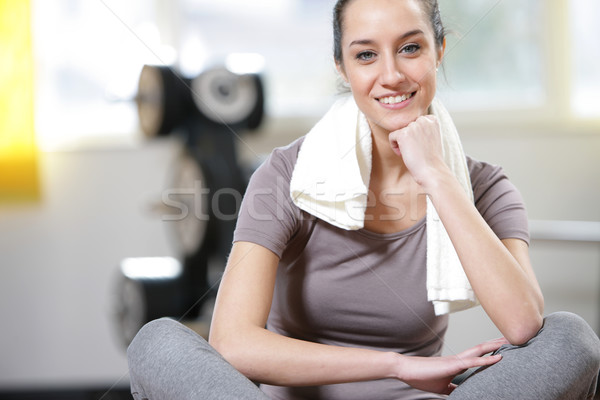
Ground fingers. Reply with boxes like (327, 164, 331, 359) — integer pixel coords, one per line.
(452, 353, 502, 375)
(447, 383, 458, 394)
(387, 115, 441, 158)
(389, 114, 439, 138)
(458, 337, 509, 358)
(389, 133, 402, 157)
(473, 353, 502, 367)
(490, 336, 509, 344)
(419, 114, 438, 125)
(451, 337, 507, 372)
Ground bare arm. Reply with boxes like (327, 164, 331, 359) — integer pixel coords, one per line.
(209, 241, 504, 392)
(426, 170, 544, 344)
(390, 116, 544, 345)
(209, 241, 399, 386)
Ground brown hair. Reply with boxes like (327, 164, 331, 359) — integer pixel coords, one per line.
(333, 0, 446, 65)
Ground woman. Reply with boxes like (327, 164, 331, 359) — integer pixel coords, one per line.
(128, 0, 600, 399)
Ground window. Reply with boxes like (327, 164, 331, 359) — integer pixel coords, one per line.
(175, 0, 338, 117)
(438, 0, 600, 126)
(31, 0, 598, 151)
(570, 0, 600, 118)
(32, 0, 168, 150)
(437, 0, 545, 111)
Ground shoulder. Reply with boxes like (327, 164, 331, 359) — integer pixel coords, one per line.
(242, 136, 307, 215)
(255, 136, 305, 180)
(466, 156, 516, 202)
(466, 156, 507, 189)
(234, 136, 309, 257)
(466, 156, 530, 243)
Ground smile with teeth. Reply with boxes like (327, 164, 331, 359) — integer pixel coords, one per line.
(378, 92, 414, 105)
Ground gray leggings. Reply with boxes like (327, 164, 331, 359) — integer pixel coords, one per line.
(127, 312, 600, 400)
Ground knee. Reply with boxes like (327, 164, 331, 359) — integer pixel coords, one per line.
(544, 312, 597, 342)
(127, 317, 179, 372)
(542, 312, 600, 370)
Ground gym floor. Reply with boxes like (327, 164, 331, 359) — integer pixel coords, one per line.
(0, 387, 131, 400)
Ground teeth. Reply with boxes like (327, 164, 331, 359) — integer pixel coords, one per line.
(379, 93, 413, 104)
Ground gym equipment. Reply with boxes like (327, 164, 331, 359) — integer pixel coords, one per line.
(114, 62, 264, 347)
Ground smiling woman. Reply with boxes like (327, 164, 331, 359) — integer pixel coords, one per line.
(334, 0, 443, 138)
(126, 1, 599, 399)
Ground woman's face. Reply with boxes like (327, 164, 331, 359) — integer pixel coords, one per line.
(337, 0, 444, 136)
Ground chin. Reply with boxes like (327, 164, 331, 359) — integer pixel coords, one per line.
(379, 116, 418, 133)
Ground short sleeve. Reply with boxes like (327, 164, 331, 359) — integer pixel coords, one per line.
(468, 157, 530, 245)
(233, 138, 305, 258)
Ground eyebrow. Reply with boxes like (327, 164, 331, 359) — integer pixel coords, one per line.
(348, 29, 425, 47)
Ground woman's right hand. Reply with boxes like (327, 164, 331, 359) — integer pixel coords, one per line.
(396, 338, 508, 395)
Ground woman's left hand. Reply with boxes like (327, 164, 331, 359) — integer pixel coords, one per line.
(397, 337, 509, 395)
(388, 115, 447, 187)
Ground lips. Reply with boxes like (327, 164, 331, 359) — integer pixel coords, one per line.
(377, 92, 415, 105)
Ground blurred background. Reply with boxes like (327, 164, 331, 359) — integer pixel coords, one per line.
(0, 0, 599, 398)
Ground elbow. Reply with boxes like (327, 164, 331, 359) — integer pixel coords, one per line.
(502, 293, 545, 345)
(209, 334, 238, 364)
(209, 319, 243, 360)
(209, 333, 253, 377)
(504, 312, 544, 345)
(208, 335, 224, 355)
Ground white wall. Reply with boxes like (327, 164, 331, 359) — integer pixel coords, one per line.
(0, 123, 598, 388)
(0, 139, 181, 389)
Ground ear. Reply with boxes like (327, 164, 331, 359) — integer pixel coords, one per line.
(437, 37, 446, 68)
(335, 60, 349, 84)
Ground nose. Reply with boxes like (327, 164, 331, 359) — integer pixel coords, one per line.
(379, 54, 405, 87)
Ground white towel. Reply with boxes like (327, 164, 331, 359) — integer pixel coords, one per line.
(290, 95, 479, 315)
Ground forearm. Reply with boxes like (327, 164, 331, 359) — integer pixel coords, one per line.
(210, 327, 398, 386)
(424, 167, 543, 343)
(211, 241, 400, 386)
(211, 326, 505, 395)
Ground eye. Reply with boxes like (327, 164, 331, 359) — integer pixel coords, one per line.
(400, 44, 421, 54)
(356, 50, 376, 62)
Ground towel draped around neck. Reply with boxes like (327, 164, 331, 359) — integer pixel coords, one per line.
(289, 95, 479, 315)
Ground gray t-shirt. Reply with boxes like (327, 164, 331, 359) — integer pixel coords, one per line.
(233, 136, 530, 400)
